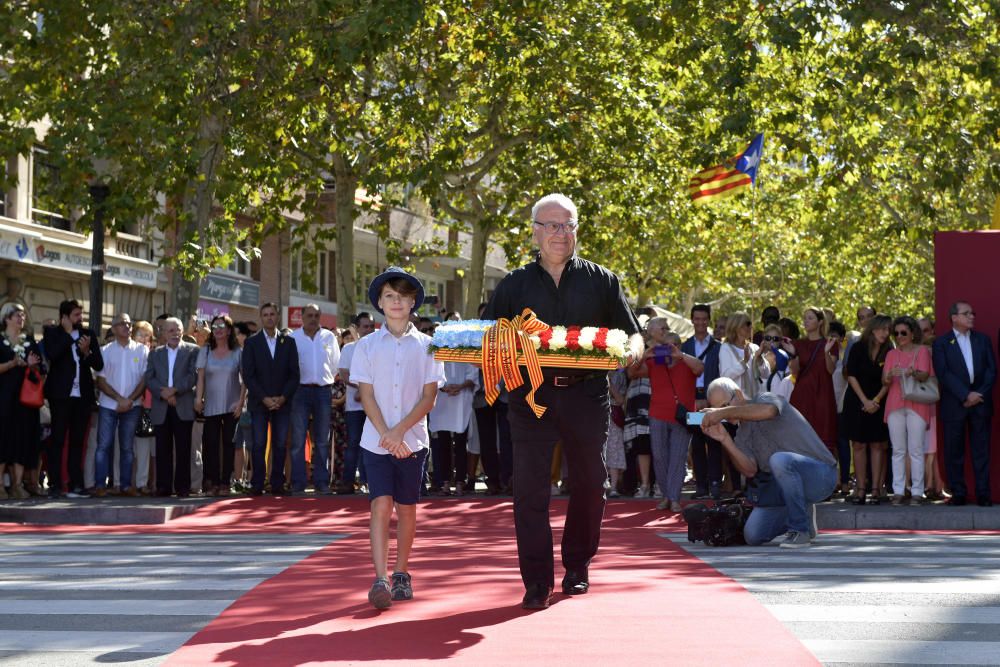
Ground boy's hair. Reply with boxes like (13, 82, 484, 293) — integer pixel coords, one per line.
(383, 277, 419, 299)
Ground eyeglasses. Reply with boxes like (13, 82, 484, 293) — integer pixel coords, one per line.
(892, 329, 910, 337)
(958, 310, 975, 317)
(533, 220, 578, 234)
(211, 323, 228, 330)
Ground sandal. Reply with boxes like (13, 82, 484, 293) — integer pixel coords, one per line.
(850, 493, 866, 505)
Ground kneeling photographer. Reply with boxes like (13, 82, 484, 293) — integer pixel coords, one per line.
(699, 377, 838, 548)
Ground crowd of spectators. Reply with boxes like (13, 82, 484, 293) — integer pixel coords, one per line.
(0, 297, 994, 508)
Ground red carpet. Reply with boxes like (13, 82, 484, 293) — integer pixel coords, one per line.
(152, 498, 818, 666)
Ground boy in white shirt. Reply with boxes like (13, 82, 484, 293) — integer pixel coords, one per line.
(350, 267, 445, 610)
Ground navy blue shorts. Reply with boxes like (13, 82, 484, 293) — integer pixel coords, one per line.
(362, 448, 428, 505)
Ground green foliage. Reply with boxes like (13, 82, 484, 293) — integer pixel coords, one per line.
(2, 0, 997, 323)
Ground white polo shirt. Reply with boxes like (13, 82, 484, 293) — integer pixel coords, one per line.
(291, 327, 341, 386)
(97, 338, 149, 410)
(349, 324, 445, 455)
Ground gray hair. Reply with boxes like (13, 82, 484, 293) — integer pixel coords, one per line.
(707, 377, 740, 403)
(0, 302, 25, 325)
(531, 193, 578, 223)
(163, 316, 183, 330)
(302, 303, 321, 314)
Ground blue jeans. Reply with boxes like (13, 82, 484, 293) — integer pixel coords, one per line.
(744, 451, 838, 545)
(342, 410, 367, 486)
(290, 385, 333, 491)
(95, 406, 141, 490)
(250, 405, 292, 492)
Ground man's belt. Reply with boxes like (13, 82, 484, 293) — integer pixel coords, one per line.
(542, 370, 607, 388)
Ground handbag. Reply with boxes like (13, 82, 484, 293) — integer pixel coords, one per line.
(900, 350, 939, 404)
(135, 408, 155, 437)
(746, 470, 784, 507)
(19, 367, 45, 409)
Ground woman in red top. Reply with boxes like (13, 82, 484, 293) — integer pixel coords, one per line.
(790, 307, 839, 456)
(644, 323, 704, 512)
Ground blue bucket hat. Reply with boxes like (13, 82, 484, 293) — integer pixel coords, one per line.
(368, 266, 425, 315)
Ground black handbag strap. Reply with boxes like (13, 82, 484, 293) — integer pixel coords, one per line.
(696, 338, 716, 361)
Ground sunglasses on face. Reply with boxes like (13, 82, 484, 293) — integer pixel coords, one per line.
(211, 323, 228, 330)
(762, 335, 782, 342)
(892, 329, 910, 337)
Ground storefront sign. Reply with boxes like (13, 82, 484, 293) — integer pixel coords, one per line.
(0, 229, 158, 289)
(200, 273, 260, 307)
(287, 306, 338, 329)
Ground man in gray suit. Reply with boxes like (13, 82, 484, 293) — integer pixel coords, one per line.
(145, 317, 199, 496)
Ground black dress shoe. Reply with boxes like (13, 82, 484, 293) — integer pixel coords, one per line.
(521, 584, 553, 610)
(950, 496, 967, 506)
(978, 499, 993, 507)
(561, 569, 590, 595)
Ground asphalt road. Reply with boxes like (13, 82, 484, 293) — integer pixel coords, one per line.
(667, 533, 1000, 666)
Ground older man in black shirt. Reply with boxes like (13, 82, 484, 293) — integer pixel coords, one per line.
(483, 193, 643, 610)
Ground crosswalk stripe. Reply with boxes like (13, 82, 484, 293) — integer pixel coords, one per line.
(3, 600, 234, 616)
(0, 630, 193, 654)
(803, 639, 1000, 665)
(767, 604, 1000, 624)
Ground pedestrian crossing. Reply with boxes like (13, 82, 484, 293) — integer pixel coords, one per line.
(0, 533, 343, 666)
(665, 533, 1000, 665)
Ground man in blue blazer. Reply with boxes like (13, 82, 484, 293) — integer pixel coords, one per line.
(932, 301, 996, 506)
(241, 302, 299, 495)
(682, 304, 723, 499)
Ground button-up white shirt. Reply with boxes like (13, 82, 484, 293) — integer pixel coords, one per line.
(954, 328, 975, 383)
(291, 326, 341, 386)
(692, 334, 710, 388)
(166, 345, 179, 387)
(264, 330, 278, 359)
(97, 339, 149, 410)
(339, 341, 362, 411)
(350, 324, 445, 455)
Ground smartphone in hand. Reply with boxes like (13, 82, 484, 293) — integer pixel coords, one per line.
(686, 411, 705, 426)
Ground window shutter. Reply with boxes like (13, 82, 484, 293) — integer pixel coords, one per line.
(327, 251, 337, 302)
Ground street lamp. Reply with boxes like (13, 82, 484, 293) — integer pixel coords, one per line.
(88, 158, 113, 333)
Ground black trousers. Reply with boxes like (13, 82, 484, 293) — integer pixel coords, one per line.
(475, 401, 513, 489)
(689, 428, 722, 492)
(507, 378, 609, 589)
(155, 406, 193, 496)
(47, 397, 91, 492)
(202, 413, 237, 489)
(430, 430, 468, 488)
(942, 413, 993, 500)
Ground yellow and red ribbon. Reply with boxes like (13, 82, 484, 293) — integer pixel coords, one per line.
(482, 308, 549, 418)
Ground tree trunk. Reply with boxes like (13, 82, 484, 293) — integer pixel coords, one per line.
(463, 219, 493, 319)
(170, 115, 225, 322)
(333, 163, 358, 324)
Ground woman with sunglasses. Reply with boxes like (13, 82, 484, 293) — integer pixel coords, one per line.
(882, 316, 935, 505)
(194, 315, 246, 495)
(844, 314, 893, 504)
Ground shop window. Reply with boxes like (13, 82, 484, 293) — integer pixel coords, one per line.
(291, 249, 328, 298)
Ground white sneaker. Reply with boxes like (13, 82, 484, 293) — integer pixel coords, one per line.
(653, 483, 663, 498)
(634, 486, 651, 499)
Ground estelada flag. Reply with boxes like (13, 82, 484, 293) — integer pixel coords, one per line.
(688, 133, 764, 205)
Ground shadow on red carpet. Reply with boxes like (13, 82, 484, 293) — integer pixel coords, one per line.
(158, 499, 817, 666)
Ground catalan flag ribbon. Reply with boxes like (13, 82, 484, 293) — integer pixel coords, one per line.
(688, 133, 764, 205)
